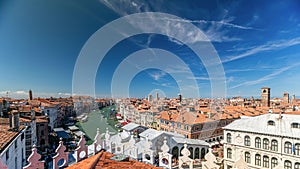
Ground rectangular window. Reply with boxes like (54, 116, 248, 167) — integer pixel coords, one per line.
(6, 150, 9, 160)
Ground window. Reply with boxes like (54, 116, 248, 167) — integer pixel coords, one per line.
(244, 135, 251, 146)
(255, 137, 261, 148)
(268, 120, 275, 126)
(227, 133, 232, 143)
(284, 160, 292, 169)
(271, 157, 278, 169)
(263, 138, 269, 150)
(271, 140, 278, 151)
(255, 154, 261, 166)
(295, 162, 300, 169)
(6, 150, 9, 160)
(41, 130, 44, 136)
(227, 148, 232, 159)
(245, 152, 251, 164)
(295, 143, 300, 155)
(291, 122, 300, 128)
(15, 141, 17, 149)
(284, 142, 292, 154)
(263, 156, 269, 168)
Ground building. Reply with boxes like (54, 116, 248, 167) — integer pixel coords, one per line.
(261, 87, 271, 107)
(0, 117, 27, 169)
(223, 113, 300, 169)
(283, 92, 290, 104)
(19, 110, 37, 159)
(66, 150, 161, 169)
(36, 116, 49, 150)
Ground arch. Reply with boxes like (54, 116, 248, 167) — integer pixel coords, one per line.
(194, 147, 200, 159)
(284, 141, 292, 154)
(172, 146, 179, 159)
(200, 148, 206, 159)
(188, 147, 193, 159)
(244, 135, 251, 146)
(284, 160, 292, 169)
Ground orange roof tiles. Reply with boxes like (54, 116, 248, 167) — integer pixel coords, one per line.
(0, 121, 25, 153)
(66, 150, 161, 169)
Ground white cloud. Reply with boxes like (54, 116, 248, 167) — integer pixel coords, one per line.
(148, 71, 167, 81)
(99, 0, 253, 43)
(223, 37, 300, 63)
(229, 62, 300, 89)
(15, 90, 27, 95)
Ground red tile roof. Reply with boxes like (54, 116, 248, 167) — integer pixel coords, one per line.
(66, 150, 161, 169)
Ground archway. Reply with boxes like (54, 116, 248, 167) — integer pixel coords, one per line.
(201, 148, 206, 159)
(195, 147, 200, 159)
(172, 146, 179, 159)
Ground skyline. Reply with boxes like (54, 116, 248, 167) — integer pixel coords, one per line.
(1, 0, 300, 98)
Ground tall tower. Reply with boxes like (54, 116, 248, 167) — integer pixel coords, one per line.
(28, 89, 33, 100)
(156, 92, 159, 101)
(283, 92, 289, 104)
(148, 94, 152, 102)
(178, 93, 182, 103)
(261, 87, 270, 107)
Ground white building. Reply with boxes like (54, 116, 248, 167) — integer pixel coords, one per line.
(223, 113, 300, 169)
(0, 121, 27, 169)
(42, 105, 58, 130)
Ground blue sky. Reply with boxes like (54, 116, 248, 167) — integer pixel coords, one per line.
(0, 0, 300, 98)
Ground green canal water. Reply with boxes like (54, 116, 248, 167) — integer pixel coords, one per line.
(77, 106, 118, 144)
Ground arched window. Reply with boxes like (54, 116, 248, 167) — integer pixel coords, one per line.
(244, 135, 251, 146)
(271, 140, 278, 151)
(255, 137, 261, 148)
(227, 133, 232, 143)
(255, 154, 261, 166)
(291, 122, 300, 128)
(295, 143, 300, 156)
(245, 152, 251, 164)
(271, 157, 278, 169)
(284, 160, 292, 169)
(263, 156, 269, 168)
(227, 148, 232, 159)
(268, 120, 275, 126)
(295, 162, 300, 169)
(284, 142, 292, 154)
(263, 138, 269, 150)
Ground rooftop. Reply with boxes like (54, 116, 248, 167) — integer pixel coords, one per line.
(0, 121, 25, 154)
(224, 113, 300, 138)
(66, 150, 161, 169)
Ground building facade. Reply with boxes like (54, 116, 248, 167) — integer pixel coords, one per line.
(223, 113, 300, 169)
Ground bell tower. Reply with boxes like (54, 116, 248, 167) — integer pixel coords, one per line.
(261, 87, 270, 107)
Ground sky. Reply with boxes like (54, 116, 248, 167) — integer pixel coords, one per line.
(0, 0, 300, 99)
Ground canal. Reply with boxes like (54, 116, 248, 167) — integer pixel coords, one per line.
(76, 105, 118, 144)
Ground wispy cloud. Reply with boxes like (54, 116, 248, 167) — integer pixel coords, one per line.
(152, 82, 176, 89)
(223, 37, 300, 63)
(148, 71, 167, 81)
(99, 0, 254, 43)
(229, 62, 300, 89)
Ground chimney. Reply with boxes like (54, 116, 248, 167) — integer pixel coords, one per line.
(9, 110, 20, 131)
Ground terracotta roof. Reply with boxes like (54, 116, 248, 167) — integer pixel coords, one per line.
(66, 150, 161, 169)
(0, 122, 25, 153)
